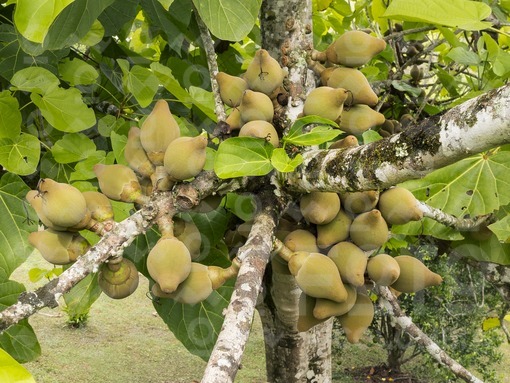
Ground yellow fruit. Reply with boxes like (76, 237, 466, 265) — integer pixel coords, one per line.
(313, 284, 357, 320)
(239, 90, 274, 123)
(337, 293, 374, 343)
(239, 120, 279, 147)
(166, 262, 213, 305)
(207, 259, 240, 290)
(300, 192, 341, 225)
(329, 135, 359, 149)
(82, 191, 114, 222)
(327, 242, 367, 287)
(378, 187, 423, 225)
(173, 217, 202, 260)
(338, 104, 385, 135)
(391, 255, 442, 293)
(163, 135, 208, 181)
(26, 190, 66, 231)
(326, 30, 386, 67)
(216, 72, 248, 107)
(283, 229, 320, 253)
(226, 107, 242, 130)
(140, 100, 180, 165)
(244, 49, 285, 95)
(28, 229, 89, 265)
(93, 164, 144, 203)
(340, 190, 379, 214)
(98, 258, 139, 299)
(303, 87, 349, 121)
(316, 209, 352, 249)
(124, 126, 155, 178)
(349, 209, 389, 251)
(146, 237, 192, 293)
(326, 67, 379, 107)
(297, 293, 326, 332)
(367, 253, 400, 286)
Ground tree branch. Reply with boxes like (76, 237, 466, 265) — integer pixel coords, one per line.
(418, 201, 494, 231)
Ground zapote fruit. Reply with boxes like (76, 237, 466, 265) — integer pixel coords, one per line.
(300, 191, 341, 225)
(349, 209, 389, 250)
(163, 134, 208, 181)
(216, 72, 248, 107)
(98, 258, 139, 299)
(94, 164, 148, 205)
(303, 86, 350, 121)
(337, 293, 375, 343)
(378, 187, 423, 225)
(243, 49, 285, 96)
(28, 229, 89, 265)
(391, 255, 443, 293)
(367, 253, 401, 286)
(323, 30, 386, 67)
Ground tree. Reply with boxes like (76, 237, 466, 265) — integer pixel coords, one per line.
(0, 0, 509, 382)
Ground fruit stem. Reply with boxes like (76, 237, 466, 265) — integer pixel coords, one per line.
(157, 211, 175, 239)
(151, 166, 175, 192)
(310, 49, 327, 63)
(273, 238, 293, 262)
(307, 58, 326, 76)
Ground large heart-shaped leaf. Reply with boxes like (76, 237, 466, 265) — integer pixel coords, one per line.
(0, 134, 40, 176)
(0, 347, 36, 383)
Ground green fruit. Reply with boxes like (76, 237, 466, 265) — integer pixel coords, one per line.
(337, 293, 374, 343)
(140, 100, 181, 165)
(82, 191, 114, 222)
(239, 90, 274, 123)
(207, 259, 240, 290)
(163, 135, 208, 181)
(367, 253, 400, 286)
(26, 190, 66, 231)
(313, 284, 357, 320)
(327, 241, 367, 287)
(173, 217, 202, 260)
(329, 135, 359, 149)
(391, 255, 443, 293)
(316, 209, 352, 249)
(216, 72, 248, 107)
(37, 179, 88, 228)
(338, 104, 385, 135)
(326, 30, 386, 67)
(226, 108, 242, 130)
(378, 187, 423, 225)
(300, 192, 341, 225)
(283, 229, 319, 253)
(239, 120, 279, 147)
(124, 126, 155, 178)
(297, 293, 326, 332)
(326, 67, 378, 107)
(94, 164, 144, 203)
(98, 258, 139, 299)
(28, 229, 89, 265)
(340, 190, 379, 214)
(410, 65, 423, 83)
(146, 237, 192, 293)
(303, 87, 349, 121)
(244, 49, 285, 95)
(349, 209, 389, 251)
(166, 262, 213, 305)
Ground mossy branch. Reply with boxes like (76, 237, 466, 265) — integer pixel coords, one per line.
(417, 201, 494, 232)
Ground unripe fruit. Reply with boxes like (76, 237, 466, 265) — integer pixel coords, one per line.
(340, 190, 379, 214)
(226, 108, 242, 130)
(313, 284, 357, 320)
(244, 49, 285, 95)
(297, 293, 327, 332)
(410, 64, 423, 83)
(125, 126, 155, 178)
(140, 100, 180, 165)
(328, 242, 368, 287)
(37, 179, 88, 228)
(146, 237, 192, 293)
(326, 67, 378, 107)
(98, 258, 139, 299)
(28, 229, 89, 265)
(338, 104, 385, 135)
(174, 217, 202, 260)
(326, 30, 386, 67)
(166, 262, 213, 305)
(329, 135, 358, 149)
(26, 190, 66, 231)
(239, 120, 279, 147)
(288, 252, 348, 303)
(216, 72, 248, 107)
(283, 229, 320, 253)
(367, 253, 401, 286)
(239, 90, 274, 123)
(163, 135, 208, 181)
(303, 87, 349, 121)
(82, 191, 114, 222)
(93, 164, 145, 204)
(378, 187, 423, 225)
(316, 209, 352, 249)
(337, 293, 374, 343)
(391, 255, 443, 293)
(207, 259, 240, 290)
(349, 209, 389, 251)
(300, 192, 341, 225)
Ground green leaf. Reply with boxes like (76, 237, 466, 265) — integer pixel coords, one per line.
(0, 319, 41, 364)
(446, 46, 481, 66)
(0, 344, 36, 382)
(99, 0, 140, 36)
(121, 64, 159, 108)
(192, 0, 262, 40)
(185, 207, 230, 253)
(0, 134, 41, 176)
(63, 273, 102, 320)
(151, 62, 192, 107)
(362, 130, 383, 144)
(0, 91, 22, 139)
(110, 131, 128, 165)
(51, 133, 97, 164)
(223, 193, 255, 222)
(10, 67, 60, 95)
(214, 137, 274, 179)
(70, 151, 114, 181)
(79, 19, 105, 46)
(391, 80, 423, 97)
(31, 87, 96, 133)
(271, 148, 303, 173)
(284, 126, 341, 147)
(58, 58, 99, 86)
(382, 0, 492, 30)
(453, 235, 510, 265)
(189, 86, 217, 122)
(285, 115, 339, 144)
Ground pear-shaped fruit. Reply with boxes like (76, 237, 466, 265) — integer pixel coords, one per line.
(313, 284, 357, 320)
(28, 229, 89, 265)
(82, 191, 114, 222)
(216, 72, 248, 107)
(326, 30, 386, 67)
(378, 187, 423, 225)
(226, 107, 242, 130)
(94, 164, 145, 204)
(37, 179, 88, 228)
(140, 100, 180, 165)
(125, 126, 155, 178)
(391, 255, 442, 293)
(163, 135, 208, 181)
(288, 252, 348, 302)
(98, 258, 139, 299)
(349, 209, 389, 251)
(239, 120, 279, 147)
(297, 293, 327, 332)
(174, 217, 202, 260)
(337, 293, 374, 343)
(244, 49, 285, 95)
(300, 192, 340, 225)
(166, 262, 213, 305)
(26, 190, 67, 231)
(328, 242, 368, 287)
(316, 209, 352, 249)
(283, 229, 320, 253)
(367, 253, 400, 286)
(303, 87, 349, 121)
(326, 67, 378, 106)
(329, 135, 358, 149)
(340, 190, 379, 214)
(146, 237, 192, 293)
(239, 90, 274, 122)
(338, 105, 385, 135)
(207, 259, 240, 290)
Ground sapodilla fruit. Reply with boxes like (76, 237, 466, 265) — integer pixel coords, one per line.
(316, 209, 352, 249)
(146, 237, 192, 293)
(174, 217, 202, 260)
(26, 190, 66, 231)
(166, 262, 213, 305)
(125, 127, 155, 178)
(29, 229, 89, 265)
(303, 87, 349, 121)
(93, 164, 144, 203)
(244, 49, 285, 95)
(216, 72, 248, 107)
(300, 192, 341, 225)
(349, 209, 389, 251)
(239, 90, 274, 123)
(378, 187, 423, 225)
(82, 191, 114, 222)
(391, 255, 442, 293)
(337, 293, 374, 343)
(288, 251, 348, 302)
(328, 241, 368, 287)
(338, 104, 385, 135)
(297, 293, 327, 332)
(326, 30, 386, 67)
(98, 258, 139, 299)
(313, 284, 357, 320)
(367, 253, 400, 286)
(163, 135, 208, 181)
(283, 229, 320, 253)
(239, 120, 279, 147)
(340, 190, 379, 214)
(325, 67, 379, 107)
(37, 179, 88, 228)
(140, 100, 180, 165)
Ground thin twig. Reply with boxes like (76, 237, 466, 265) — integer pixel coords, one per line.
(418, 201, 494, 232)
